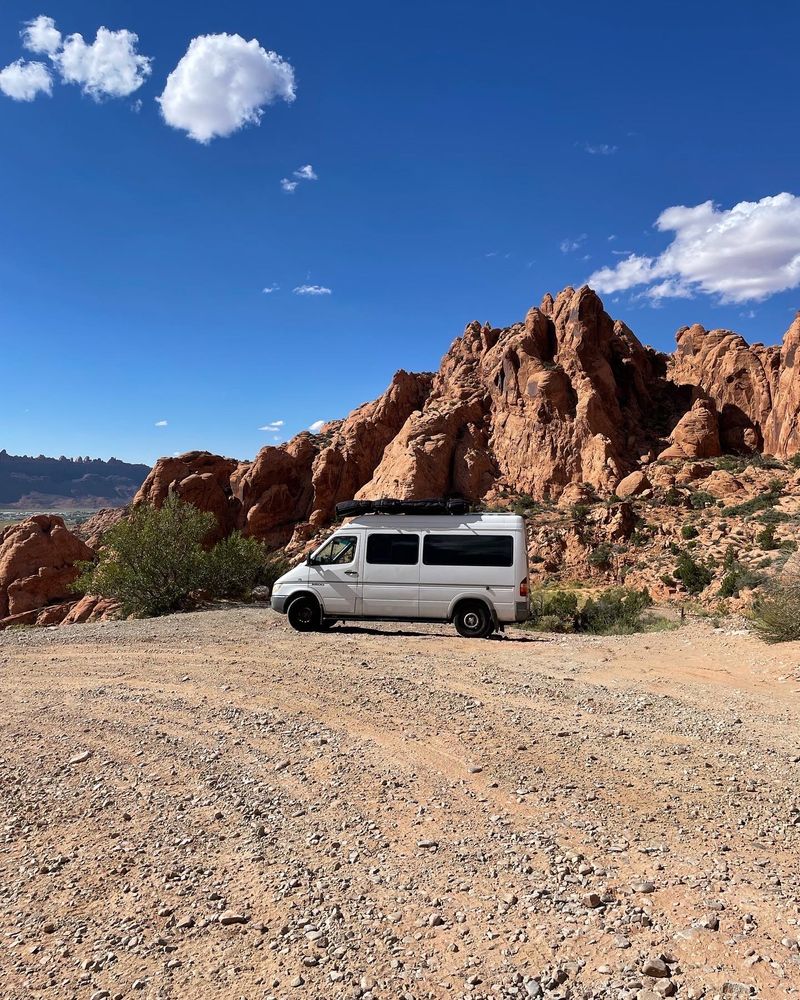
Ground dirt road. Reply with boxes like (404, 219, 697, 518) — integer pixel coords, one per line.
(1, 609, 799, 999)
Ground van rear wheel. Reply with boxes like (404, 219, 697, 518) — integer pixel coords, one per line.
(287, 596, 321, 632)
(454, 602, 493, 639)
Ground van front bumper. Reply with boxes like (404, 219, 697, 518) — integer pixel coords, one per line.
(270, 594, 288, 614)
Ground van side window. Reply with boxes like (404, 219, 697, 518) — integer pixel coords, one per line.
(314, 535, 357, 565)
(366, 533, 420, 565)
(423, 534, 513, 567)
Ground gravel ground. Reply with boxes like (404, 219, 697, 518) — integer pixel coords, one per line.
(1, 609, 799, 1000)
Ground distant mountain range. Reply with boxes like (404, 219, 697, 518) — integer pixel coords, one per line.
(0, 450, 150, 509)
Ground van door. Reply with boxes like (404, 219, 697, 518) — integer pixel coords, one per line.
(307, 533, 361, 615)
(361, 531, 420, 618)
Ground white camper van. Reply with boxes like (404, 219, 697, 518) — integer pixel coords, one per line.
(271, 512, 530, 638)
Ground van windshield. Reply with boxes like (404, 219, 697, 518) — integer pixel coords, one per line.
(313, 535, 357, 565)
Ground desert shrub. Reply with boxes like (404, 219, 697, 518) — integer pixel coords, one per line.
(529, 554, 544, 564)
(722, 484, 783, 518)
(660, 573, 676, 587)
(571, 503, 590, 523)
(674, 550, 712, 594)
(689, 490, 715, 510)
(751, 571, 800, 643)
(755, 523, 779, 550)
(528, 590, 580, 632)
(510, 493, 545, 516)
(74, 496, 288, 617)
(719, 572, 739, 598)
(663, 487, 683, 507)
(526, 587, 654, 634)
(681, 524, 699, 540)
(588, 542, 613, 568)
(73, 494, 215, 617)
(258, 550, 292, 590)
(580, 588, 652, 634)
(788, 454, 800, 470)
(203, 531, 267, 598)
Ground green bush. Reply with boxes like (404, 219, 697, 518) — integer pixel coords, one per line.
(689, 490, 715, 510)
(580, 587, 653, 634)
(529, 590, 579, 632)
(674, 550, 712, 594)
(663, 487, 683, 507)
(722, 484, 783, 518)
(755, 523, 779, 550)
(719, 571, 739, 598)
(73, 494, 215, 617)
(74, 495, 288, 618)
(258, 550, 292, 590)
(203, 531, 267, 598)
(526, 587, 654, 634)
(751, 571, 800, 643)
(681, 524, 698, 540)
(588, 542, 613, 568)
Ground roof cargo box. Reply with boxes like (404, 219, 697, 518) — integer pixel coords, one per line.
(335, 497, 470, 518)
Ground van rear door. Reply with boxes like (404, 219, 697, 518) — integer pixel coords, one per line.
(361, 531, 420, 618)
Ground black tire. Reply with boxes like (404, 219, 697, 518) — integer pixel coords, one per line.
(453, 602, 494, 639)
(287, 596, 321, 632)
(318, 619, 336, 630)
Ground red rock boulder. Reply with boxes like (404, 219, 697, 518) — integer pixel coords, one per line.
(0, 516, 94, 621)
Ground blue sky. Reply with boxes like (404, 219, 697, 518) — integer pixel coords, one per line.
(2, 1, 798, 465)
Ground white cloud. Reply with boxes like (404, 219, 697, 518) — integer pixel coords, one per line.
(0, 59, 52, 101)
(293, 284, 332, 296)
(158, 33, 295, 143)
(259, 420, 284, 431)
(293, 163, 317, 180)
(588, 193, 800, 304)
(54, 26, 152, 99)
(262, 283, 279, 293)
(560, 234, 587, 254)
(154, 419, 168, 427)
(309, 420, 325, 433)
(583, 142, 617, 155)
(21, 15, 62, 56)
(280, 178, 298, 193)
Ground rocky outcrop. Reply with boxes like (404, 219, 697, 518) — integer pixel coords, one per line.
(615, 470, 651, 499)
(657, 398, 721, 460)
(0, 516, 93, 621)
(359, 287, 662, 502)
(668, 325, 779, 453)
(134, 451, 241, 543)
(764, 313, 800, 457)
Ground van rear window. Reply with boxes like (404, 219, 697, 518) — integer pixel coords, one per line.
(423, 534, 513, 567)
(366, 533, 420, 565)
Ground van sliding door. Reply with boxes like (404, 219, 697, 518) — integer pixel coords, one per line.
(361, 532, 420, 618)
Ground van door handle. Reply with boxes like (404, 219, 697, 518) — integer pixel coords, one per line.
(345, 570, 358, 576)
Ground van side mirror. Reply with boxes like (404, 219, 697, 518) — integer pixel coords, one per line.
(306, 554, 316, 566)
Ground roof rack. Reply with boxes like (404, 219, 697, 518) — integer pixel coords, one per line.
(335, 497, 470, 518)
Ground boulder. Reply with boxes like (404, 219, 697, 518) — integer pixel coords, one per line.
(658, 399, 721, 460)
(615, 470, 651, 499)
(703, 470, 745, 499)
(0, 516, 94, 620)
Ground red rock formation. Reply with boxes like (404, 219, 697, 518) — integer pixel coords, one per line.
(134, 450, 241, 543)
(658, 398, 721, 460)
(0, 516, 93, 620)
(668, 325, 780, 453)
(764, 313, 800, 457)
(359, 287, 661, 502)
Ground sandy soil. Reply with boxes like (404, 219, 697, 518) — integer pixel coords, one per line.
(1, 609, 799, 1000)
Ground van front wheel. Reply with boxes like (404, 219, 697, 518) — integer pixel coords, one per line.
(454, 602, 493, 639)
(287, 596, 321, 632)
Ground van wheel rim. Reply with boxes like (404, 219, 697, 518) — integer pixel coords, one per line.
(297, 607, 313, 623)
(463, 611, 481, 630)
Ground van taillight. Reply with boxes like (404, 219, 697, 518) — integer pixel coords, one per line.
(519, 579, 528, 597)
